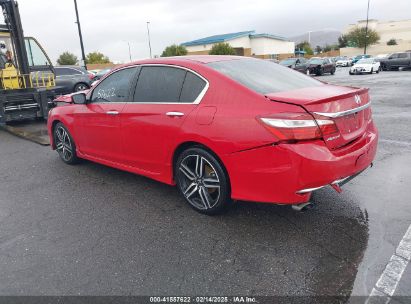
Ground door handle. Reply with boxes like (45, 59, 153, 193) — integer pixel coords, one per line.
(166, 111, 184, 117)
(106, 111, 119, 115)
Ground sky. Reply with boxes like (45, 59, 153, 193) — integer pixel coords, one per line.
(14, 0, 411, 64)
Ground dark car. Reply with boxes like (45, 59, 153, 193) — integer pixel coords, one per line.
(380, 52, 411, 70)
(54, 66, 93, 94)
(308, 57, 336, 76)
(279, 57, 308, 74)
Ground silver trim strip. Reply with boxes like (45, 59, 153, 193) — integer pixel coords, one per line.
(90, 63, 209, 105)
(313, 101, 371, 118)
(296, 175, 351, 194)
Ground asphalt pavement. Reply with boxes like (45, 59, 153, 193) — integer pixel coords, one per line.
(0, 67, 410, 302)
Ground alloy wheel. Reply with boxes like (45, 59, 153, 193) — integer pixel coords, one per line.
(178, 154, 221, 211)
(55, 126, 73, 162)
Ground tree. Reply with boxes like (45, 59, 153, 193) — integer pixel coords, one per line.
(314, 45, 322, 54)
(345, 27, 380, 48)
(86, 52, 111, 64)
(209, 43, 236, 55)
(387, 38, 397, 46)
(57, 51, 78, 65)
(161, 44, 188, 57)
(295, 41, 313, 55)
(338, 35, 349, 48)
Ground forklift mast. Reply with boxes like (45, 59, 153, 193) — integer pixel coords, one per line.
(0, 0, 30, 75)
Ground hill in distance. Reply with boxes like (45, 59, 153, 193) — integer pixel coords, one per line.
(290, 30, 341, 47)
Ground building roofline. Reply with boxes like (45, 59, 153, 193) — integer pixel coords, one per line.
(181, 31, 255, 47)
(249, 33, 288, 41)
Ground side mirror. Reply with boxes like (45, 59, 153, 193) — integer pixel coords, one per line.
(72, 93, 87, 104)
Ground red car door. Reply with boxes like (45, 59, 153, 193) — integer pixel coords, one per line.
(120, 65, 208, 177)
(74, 67, 139, 163)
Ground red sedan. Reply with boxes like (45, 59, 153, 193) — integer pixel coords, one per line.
(47, 56, 378, 214)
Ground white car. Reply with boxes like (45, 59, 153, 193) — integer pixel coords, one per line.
(349, 58, 381, 74)
(336, 58, 352, 67)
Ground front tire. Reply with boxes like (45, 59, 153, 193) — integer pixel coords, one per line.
(175, 147, 230, 215)
(53, 122, 79, 165)
(370, 68, 374, 74)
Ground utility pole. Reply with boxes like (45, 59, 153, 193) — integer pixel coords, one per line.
(146, 21, 152, 58)
(73, 0, 87, 69)
(364, 0, 371, 55)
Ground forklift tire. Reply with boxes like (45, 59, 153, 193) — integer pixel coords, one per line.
(53, 122, 79, 165)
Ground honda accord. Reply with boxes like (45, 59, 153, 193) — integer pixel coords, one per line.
(48, 56, 378, 214)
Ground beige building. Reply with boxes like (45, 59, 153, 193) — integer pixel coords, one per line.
(181, 30, 295, 59)
(340, 19, 411, 56)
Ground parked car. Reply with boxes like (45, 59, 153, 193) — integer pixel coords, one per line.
(54, 66, 93, 94)
(48, 56, 378, 214)
(349, 58, 381, 74)
(93, 68, 112, 81)
(279, 57, 308, 74)
(380, 52, 411, 70)
(307, 57, 336, 75)
(352, 54, 371, 64)
(336, 57, 352, 67)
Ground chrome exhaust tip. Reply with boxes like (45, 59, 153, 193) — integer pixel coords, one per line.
(291, 202, 314, 212)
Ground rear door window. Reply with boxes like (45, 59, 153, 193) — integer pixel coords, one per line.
(180, 72, 207, 103)
(398, 53, 408, 58)
(133, 66, 186, 103)
(91, 67, 139, 103)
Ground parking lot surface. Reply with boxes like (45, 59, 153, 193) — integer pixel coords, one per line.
(0, 67, 410, 301)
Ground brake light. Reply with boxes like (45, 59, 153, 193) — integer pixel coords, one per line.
(88, 73, 95, 80)
(258, 112, 339, 141)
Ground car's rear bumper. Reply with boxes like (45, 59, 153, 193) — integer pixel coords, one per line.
(223, 122, 378, 205)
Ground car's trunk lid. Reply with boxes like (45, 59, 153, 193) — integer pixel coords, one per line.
(265, 84, 371, 149)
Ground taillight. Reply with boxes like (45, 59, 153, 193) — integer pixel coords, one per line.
(88, 73, 95, 80)
(258, 112, 339, 141)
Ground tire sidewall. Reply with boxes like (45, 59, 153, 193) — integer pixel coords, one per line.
(53, 122, 79, 165)
(175, 147, 230, 215)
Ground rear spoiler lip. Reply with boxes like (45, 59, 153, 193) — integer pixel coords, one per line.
(265, 86, 369, 106)
(313, 101, 372, 118)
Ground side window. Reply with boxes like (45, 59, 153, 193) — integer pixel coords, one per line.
(134, 66, 186, 103)
(67, 69, 82, 75)
(91, 67, 138, 103)
(398, 53, 408, 59)
(389, 54, 398, 59)
(180, 72, 207, 103)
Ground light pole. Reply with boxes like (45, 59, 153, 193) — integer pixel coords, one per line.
(146, 21, 152, 58)
(364, 0, 371, 55)
(127, 41, 132, 62)
(308, 31, 312, 45)
(73, 0, 86, 69)
(147, 21, 152, 58)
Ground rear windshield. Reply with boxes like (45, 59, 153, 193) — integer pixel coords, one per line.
(207, 59, 322, 94)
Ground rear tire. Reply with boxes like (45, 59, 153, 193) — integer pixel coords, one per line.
(74, 83, 89, 92)
(53, 122, 79, 165)
(175, 147, 230, 215)
(331, 68, 335, 75)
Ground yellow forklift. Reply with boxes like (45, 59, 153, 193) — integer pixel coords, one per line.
(0, 0, 55, 125)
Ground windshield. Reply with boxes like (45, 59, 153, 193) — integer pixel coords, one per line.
(207, 58, 322, 94)
(309, 58, 323, 64)
(357, 59, 373, 64)
(279, 59, 297, 65)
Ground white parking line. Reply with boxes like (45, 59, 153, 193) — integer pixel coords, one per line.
(366, 224, 411, 303)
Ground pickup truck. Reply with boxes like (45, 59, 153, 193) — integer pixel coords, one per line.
(380, 52, 411, 70)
